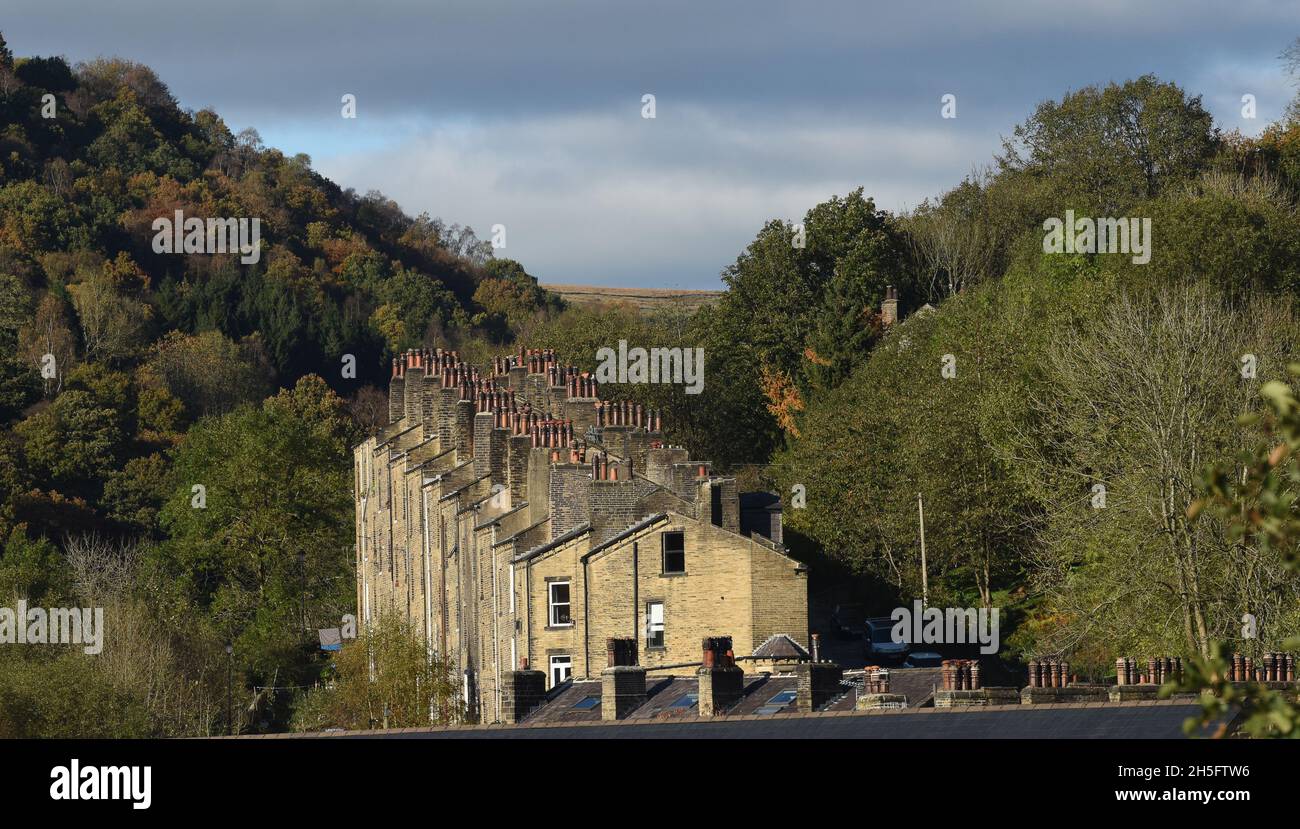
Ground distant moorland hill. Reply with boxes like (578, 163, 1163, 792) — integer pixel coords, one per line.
(541, 283, 722, 313)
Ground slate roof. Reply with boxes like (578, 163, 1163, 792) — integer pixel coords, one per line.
(514, 522, 591, 563)
(625, 677, 701, 720)
(726, 675, 800, 716)
(528, 672, 853, 721)
(522, 680, 604, 725)
(750, 634, 808, 660)
(846, 667, 942, 709)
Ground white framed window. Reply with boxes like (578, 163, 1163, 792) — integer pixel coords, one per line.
(550, 654, 572, 688)
(646, 601, 665, 649)
(548, 581, 572, 627)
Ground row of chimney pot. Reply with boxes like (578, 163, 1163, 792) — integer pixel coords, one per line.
(863, 666, 891, 694)
(393, 351, 663, 431)
(567, 372, 599, 399)
(475, 388, 517, 413)
(941, 659, 982, 691)
(1115, 657, 1183, 686)
(392, 348, 464, 379)
(494, 347, 557, 375)
(441, 367, 481, 390)
(391, 350, 675, 458)
(395, 347, 569, 384)
(491, 350, 556, 377)
(1027, 659, 1071, 688)
(1114, 654, 1296, 685)
(1227, 652, 1296, 683)
(595, 399, 662, 431)
(530, 420, 575, 448)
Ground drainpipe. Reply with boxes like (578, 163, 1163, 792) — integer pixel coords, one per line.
(422, 491, 433, 657)
(632, 542, 639, 650)
(582, 556, 590, 678)
(492, 540, 500, 723)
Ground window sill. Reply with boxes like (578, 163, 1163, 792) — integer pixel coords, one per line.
(660, 571, 688, 578)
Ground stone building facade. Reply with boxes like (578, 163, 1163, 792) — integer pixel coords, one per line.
(353, 347, 808, 723)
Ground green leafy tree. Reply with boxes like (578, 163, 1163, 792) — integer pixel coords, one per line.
(157, 375, 356, 689)
(0, 649, 154, 738)
(146, 329, 271, 419)
(999, 74, 1217, 214)
(292, 615, 458, 731)
(15, 388, 124, 500)
(1017, 281, 1300, 662)
(1172, 368, 1300, 737)
(0, 524, 66, 601)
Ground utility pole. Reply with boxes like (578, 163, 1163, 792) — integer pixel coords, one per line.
(299, 551, 307, 632)
(917, 492, 929, 608)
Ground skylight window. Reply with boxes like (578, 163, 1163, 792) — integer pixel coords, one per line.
(755, 689, 797, 714)
(668, 693, 698, 710)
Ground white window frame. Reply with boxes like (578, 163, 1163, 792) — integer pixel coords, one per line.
(646, 601, 665, 649)
(548, 580, 573, 627)
(550, 654, 572, 688)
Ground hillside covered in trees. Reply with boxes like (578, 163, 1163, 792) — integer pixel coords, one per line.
(0, 33, 562, 735)
(740, 70, 1300, 676)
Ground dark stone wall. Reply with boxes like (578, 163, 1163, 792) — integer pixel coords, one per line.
(455, 400, 475, 462)
(601, 666, 647, 720)
(421, 379, 441, 442)
(796, 662, 843, 712)
(388, 376, 405, 424)
(565, 398, 599, 434)
(404, 370, 424, 425)
(473, 412, 494, 479)
(549, 463, 592, 539)
(500, 670, 547, 723)
(645, 447, 689, 488)
(589, 477, 658, 543)
(439, 387, 458, 452)
(507, 435, 532, 503)
(698, 665, 745, 716)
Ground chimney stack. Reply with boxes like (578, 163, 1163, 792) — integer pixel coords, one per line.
(500, 665, 546, 724)
(795, 659, 843, 713)
(881, 285, 899, 326)
(601, 637, 646, 720)
(697, 636, 744, 717)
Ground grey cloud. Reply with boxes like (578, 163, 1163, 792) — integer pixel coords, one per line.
(5, 1, 1299, 286)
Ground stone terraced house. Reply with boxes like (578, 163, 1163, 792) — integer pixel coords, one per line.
(353, 347, 808, 723)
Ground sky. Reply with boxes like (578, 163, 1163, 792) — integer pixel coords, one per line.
(6, 0, 1300, 289)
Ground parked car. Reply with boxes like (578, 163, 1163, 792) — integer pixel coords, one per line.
(863, 617, 909, 662)
(830, 603, 867, 640)
(902, 651, 944, 668)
